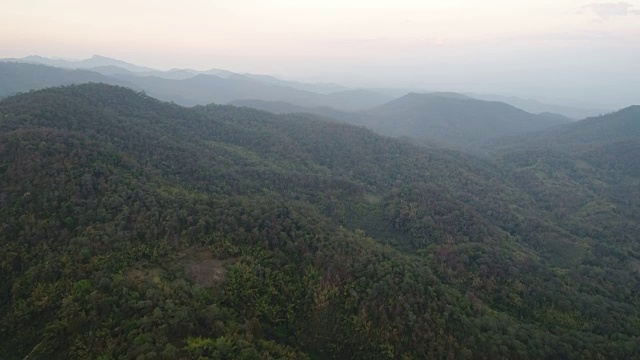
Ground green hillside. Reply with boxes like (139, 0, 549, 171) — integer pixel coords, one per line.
(483, 106, 640, 259)
(0, 84, 638, 359)
(361, 92, 571, 147)
(0, 62, 135, 99)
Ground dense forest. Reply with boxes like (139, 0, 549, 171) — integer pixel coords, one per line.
(232, 92, 572, 149)
(356, 92, 571, 147)
(1, 84, 639, 359)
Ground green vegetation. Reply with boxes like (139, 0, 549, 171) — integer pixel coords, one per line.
(358, 92, 571, 148)
(232, 92, 572, 149)
(0, 62, 134, 99)
(1, 84, 638, 359)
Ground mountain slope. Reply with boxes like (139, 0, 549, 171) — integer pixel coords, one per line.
(0, 62, 136, 98)
(484, 106, 640, 177)
(481, 106, 640, 260)
(360, 92, 572, 147)
(114, 73, 391, 110)
(229, 98, 365, 125)
(466, 92, 610, 119)
(244, 74, 348, 94)
(0, 84, 639, 359)
(322, 89, 394, 110)
(111, 73, 329, 107)
(487, 106, 640, 153)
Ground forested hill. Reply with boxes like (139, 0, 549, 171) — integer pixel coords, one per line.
(486, 106, 640, 153)
(0, 62, 135, 98)
(360, 92, 571, 147)
(1, 84, 639, 359)
(480, 106, 640, 239)
(483, 105, 640, 177)
(231, 92, 573, 150)
(229, 98, 364, 125)
(465, 92, 610, 119)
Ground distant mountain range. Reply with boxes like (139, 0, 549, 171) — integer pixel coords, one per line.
(2, 59, 620, 150)
(107, 71, 393, 110)
(1, 54, 348, 95)
(2, 54, 156, 73)
(0, 61, 391, 111)
(465, 92, 610, 120)
(1, 54, 614, 118)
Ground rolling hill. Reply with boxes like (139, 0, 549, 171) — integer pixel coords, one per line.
(359, 92, 572, 147)
(229, 98, 365, 124)
(0, 84, 639, 359)
(486, 106, 640, 153)
(479, 106, 640, 261)
(466, 92, 610, 119)
(233, 93, 573, 148)
(0, 62, 136, 98)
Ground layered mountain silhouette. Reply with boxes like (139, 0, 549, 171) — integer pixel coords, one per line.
(2, 54, 156, 73)
(233, 93, 573, 147)
(0, 62, 136, 98)
(487, 106, 640, 152)
(230, 98, 361, 122)
(2, 54, 614, 118)
(359, 92, 571, 146)
(0, 61, 392, 111)
(466, 92, 610, 119)
(110, 72, 393, 110)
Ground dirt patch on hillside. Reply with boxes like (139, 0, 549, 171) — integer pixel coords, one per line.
(181, 247, 232, 288)
(125, 267, 163, 285)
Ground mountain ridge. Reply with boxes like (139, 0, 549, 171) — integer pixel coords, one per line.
(484, 105, 640, 153)
(2, 55, 622, 118)
(2, 54, 156, 73)
(355, 92, 571, 147)
(0, 62, 137, 98)
(465, 92, 611, 119)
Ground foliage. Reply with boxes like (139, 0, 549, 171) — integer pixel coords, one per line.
(0, 84, 638, 359)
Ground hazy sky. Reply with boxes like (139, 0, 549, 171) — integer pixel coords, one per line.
(1, 0, 639, 107)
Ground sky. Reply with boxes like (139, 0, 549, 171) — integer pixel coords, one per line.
(1, 0, 639, 107)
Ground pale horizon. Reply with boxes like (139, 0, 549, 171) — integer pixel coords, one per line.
(2, 0, 639, 108)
